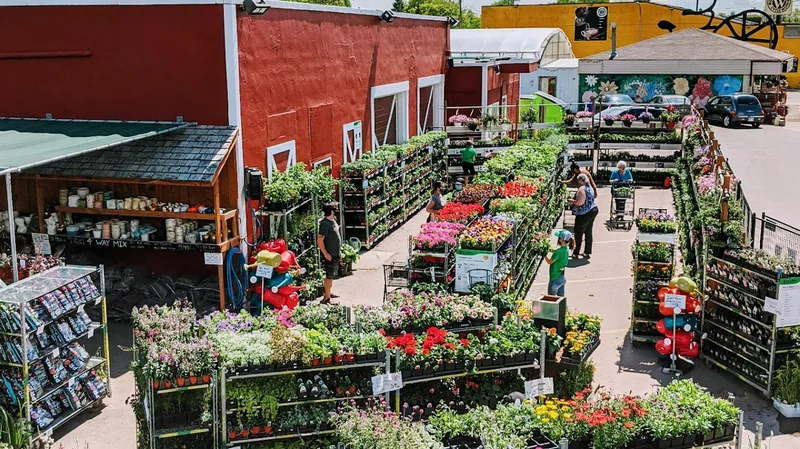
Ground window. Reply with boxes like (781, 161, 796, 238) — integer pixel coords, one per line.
(539, 77, 557, 97)
(371, 81, 409, 149)
(720, 97, 733, 105)
(342, 121, 363, 164)
(708, 97, 720, 105)
(266, 140, 297, 180)
(417, 74, 445, 134)
(735, 95, 759, 105)
(501, 95, 508, 119)
(313, 156, 332, 169)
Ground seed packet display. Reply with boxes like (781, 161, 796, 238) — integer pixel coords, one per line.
(65, 381, 88, 409)
(63, 346, 87, 373)
(44, 355, 67, 384)
(65, 342, 89, 361)
(38, 292, 64, 320)
(75, 308, 92, 327)
(53, 288, 74, 315)
(81, 371, 107, 401)
(76, 277, 100, 300)
(35, 326, 54, 350)
(42, 395, 63, 418)
(31, 404, 54, 431)
(67, 315, 88, 336)
(0, 374, 19, 406)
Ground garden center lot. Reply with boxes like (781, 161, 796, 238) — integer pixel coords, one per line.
(56, 189, 800, 448)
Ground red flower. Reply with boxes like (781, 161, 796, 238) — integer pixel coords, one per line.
(404, 346, 417, 356)
(378, 329, 386, 336)
(443, 343, 456, 350)
(624, 422, 634, 429)
(460, 338, 470, 347)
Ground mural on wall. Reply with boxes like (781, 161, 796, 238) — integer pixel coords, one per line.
(657, 0, 780, 49)
(574, 6, 608, 41)
(579, 74, 744, 107)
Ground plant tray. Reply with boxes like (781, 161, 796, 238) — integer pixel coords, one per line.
(558, 337, 601, 365)
(774, 399, 800, 418)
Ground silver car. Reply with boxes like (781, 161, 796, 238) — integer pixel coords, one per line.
(648, 95, 691, 115)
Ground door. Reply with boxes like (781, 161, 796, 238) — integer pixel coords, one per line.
(705, 97, 720, 120)
(718, 97, 734, 121)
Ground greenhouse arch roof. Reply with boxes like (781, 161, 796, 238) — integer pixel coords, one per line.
(450, 28, 574, 65)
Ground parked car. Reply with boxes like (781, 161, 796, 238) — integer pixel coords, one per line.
(596, 94, 635, 110)
(702, 93, 764, 128)
(592, 105, 666, 124)
(648, 95, 691, 115)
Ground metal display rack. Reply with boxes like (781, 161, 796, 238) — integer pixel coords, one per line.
(340, 142, 446, 250)
(0, 265, 111, 444)
(142, 374, 218, 449)
(700, 255, 800, 396)
(258, 196, 320, 267)
(408, 238, 456, 286)
(220, 354, 391, 447)
(630, 230, 676, 343)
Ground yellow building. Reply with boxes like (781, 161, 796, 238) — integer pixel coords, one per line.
(482, 1, 800, 86)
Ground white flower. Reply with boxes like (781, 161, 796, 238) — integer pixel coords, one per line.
(585, 75, 598, 87)
(489, 337, 499, 345)
(673, 77, 690, 96)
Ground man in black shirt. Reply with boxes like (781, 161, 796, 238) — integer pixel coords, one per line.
(317, 202, 341, 303)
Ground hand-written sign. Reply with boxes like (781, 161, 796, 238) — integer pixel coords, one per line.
(664, 294, 687, 310)
(525, 378, 554, 398)
(372, 373, 404, 396)
(32, 233, 51, 255)
(256, 264, 274, 279)
(204, 252, 223, 266)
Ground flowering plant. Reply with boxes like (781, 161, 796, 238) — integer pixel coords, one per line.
(638, 111, 654, 120)
(453, 184, 496, 204)
(331, 398, 441, 449)
(490, 197, 535, 216)
(635, 263, 672, 280)
(459, 217, 514, 250)
(632, 242, 672, 263)
(620, 113, 636, 122)
(414, 222, 465, 250)
(437, 202, 484, 224)
(601, 114, 619, 122)
(697, 174, 718, 195)
(576, 111, 593, 118)
(448, 114, 470, 125)
(636, 211, 677, 233)
(497, 180, 540, 198)
(380, 291, 494, 331)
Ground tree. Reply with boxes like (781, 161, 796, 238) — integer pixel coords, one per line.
(405, 0, 481, 28)
(392, 0, 406, 12)
(491, 0, 514, 5)
(285, 0, 351, 6)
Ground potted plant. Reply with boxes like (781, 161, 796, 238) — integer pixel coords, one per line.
(620, 113, 636, 127)
(498, 117, 512, 131)
(660, 107, 681, 129)
(466, 118, 480, 131)
(521, 108, 538, 129)
(448, 114, 470, 127)
(481, 113, 498, 131)
(602, 114, 618, 126)
(563, 114, 576, 127)
(639, 110, 654, 124)
(773, 359, 800, 418)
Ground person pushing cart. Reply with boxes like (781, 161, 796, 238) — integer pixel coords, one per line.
(609, 161, 635, 230)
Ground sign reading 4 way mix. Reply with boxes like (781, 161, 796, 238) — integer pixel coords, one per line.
(766, 0, 793, 15)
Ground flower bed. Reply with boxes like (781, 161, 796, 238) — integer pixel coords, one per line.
(452, 184, 497, 205)
(414, 222, 465, 252)
(437, 202, 484, 224)
(498, 179, 542, 198)
(632, 242, 672, 263)
(459, 217, 514, 251)
(558, 312, 602, 365)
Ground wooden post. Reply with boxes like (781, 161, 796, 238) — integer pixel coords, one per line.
(722, 174, 731, 191)
(708, 130, 715, 141)
(721, 193, 729, 222)
(213, 181, 222, 244)
(35, 178, 45, 232)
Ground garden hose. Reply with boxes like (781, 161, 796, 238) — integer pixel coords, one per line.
(225, 247, 247, 310)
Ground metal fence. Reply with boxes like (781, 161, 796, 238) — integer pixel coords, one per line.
(751, 213, 800, 262)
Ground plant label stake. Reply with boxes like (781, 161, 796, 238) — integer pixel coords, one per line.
(661, 306, 683, 376)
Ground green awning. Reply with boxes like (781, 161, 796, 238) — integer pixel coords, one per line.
(0, 118, 194, 176)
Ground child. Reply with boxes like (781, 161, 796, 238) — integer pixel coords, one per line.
(545, 230, 575, 296)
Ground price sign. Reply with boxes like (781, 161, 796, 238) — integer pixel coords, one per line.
(765, 296, 780, 315)
(362, 179, 369, 189)
(87, 328, 94, 339)
(51, 348, 59, 358)
(371, 373, 403, 396)
(68, 377, 75, 388)
(525, 378, 554, 398)
(78, 305, 85, 314)
(204, 252, 223, 266)
(664, 294, 687, 310)
(95, 297, 102, 306)
(32, 233, 51, 255)
(44, 428, 53, 439)
(256, 264, 274, 279)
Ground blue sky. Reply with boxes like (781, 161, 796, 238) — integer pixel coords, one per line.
(349, 0, 761, 15)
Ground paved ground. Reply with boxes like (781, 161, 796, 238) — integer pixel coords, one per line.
(56, 190, 800, 448)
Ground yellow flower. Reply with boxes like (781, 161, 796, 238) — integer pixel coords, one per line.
(564, 413, 572, 419)
(548, 411, 559, 419)
(542, 418, 550, 424)
(561, 406, 570, 411)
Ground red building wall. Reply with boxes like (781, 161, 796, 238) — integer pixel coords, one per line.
(488, 72, 520, 124)
(237, 8, 448, 176)
(445, 66, 482, 116)
(0, 5, 229, 125)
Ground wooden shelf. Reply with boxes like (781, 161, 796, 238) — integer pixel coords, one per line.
(55, 206, 235, 221)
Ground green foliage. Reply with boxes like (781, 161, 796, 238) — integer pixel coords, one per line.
(392, 0, 405, 11)
(284, 0, 351, 6)
(404, 0, 481, 28)
(0, 407, 26, 449)
(555, 361, 595, 398)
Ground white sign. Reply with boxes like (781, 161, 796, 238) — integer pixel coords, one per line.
(371, 373, 403, 395)
(454, 250, 498, 293)
(95, 297, 102, 306)
(256, 264, 274, 279)
(51, 348, 59, 358)
(36, 327, 43, 336)
(777, 279, 800, 327)
(664, 294, 687, 310)
(68, 377, 75, 388)
(525, 378, 554, 398)
(766, 0, 793, 15)
(765, 296, 781, 315)
(204, 252, 223, 266)
(87, 328, 94, 339)
(31, 233, 51, 255)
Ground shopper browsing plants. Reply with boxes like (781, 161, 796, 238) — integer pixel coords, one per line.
(545, 230, 574, 297)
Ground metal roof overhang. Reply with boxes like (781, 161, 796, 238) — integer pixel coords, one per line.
(0, 118, 194, 176)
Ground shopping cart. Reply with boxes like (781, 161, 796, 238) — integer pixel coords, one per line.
(563, 187, 578, 230)
(610, 181, 635, 230)
(383, 260, 409, 303)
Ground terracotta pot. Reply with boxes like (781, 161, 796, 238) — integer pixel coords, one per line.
(189, 376, 198, 385)
(264, 426, 273, 435)
(312, 357, 321, 366)
(345, 354, 356, 363)
(323, 356, 333, 365)
(152, 380, 160, 390)
(334, 354, 344, 364)
(176, 378, 186, 387)
(228, 430, 237, 440)
(202, 374, 211, 384)
(250, 426, 262, 435)
(666, 122, 676, 129)
(162, 380, 173, 389)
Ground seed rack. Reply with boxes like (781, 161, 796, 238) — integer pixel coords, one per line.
(630, 224, 677, 343)
(0, 265, 110, 445)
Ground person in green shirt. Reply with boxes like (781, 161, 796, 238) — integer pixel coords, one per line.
(460, 143, 477, 180)
(545, 229, 575, 296)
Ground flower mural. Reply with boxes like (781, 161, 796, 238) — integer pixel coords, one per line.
(673, 77, 690, 96)
(689, 77, 712, 108)
(578, 74, 744, 108)
(713, 75, 743, 96)
(599, 80, 618, 94)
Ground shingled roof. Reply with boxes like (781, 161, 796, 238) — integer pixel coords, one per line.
(26, 125, 237, 183)
(583, 28, 793, 62)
